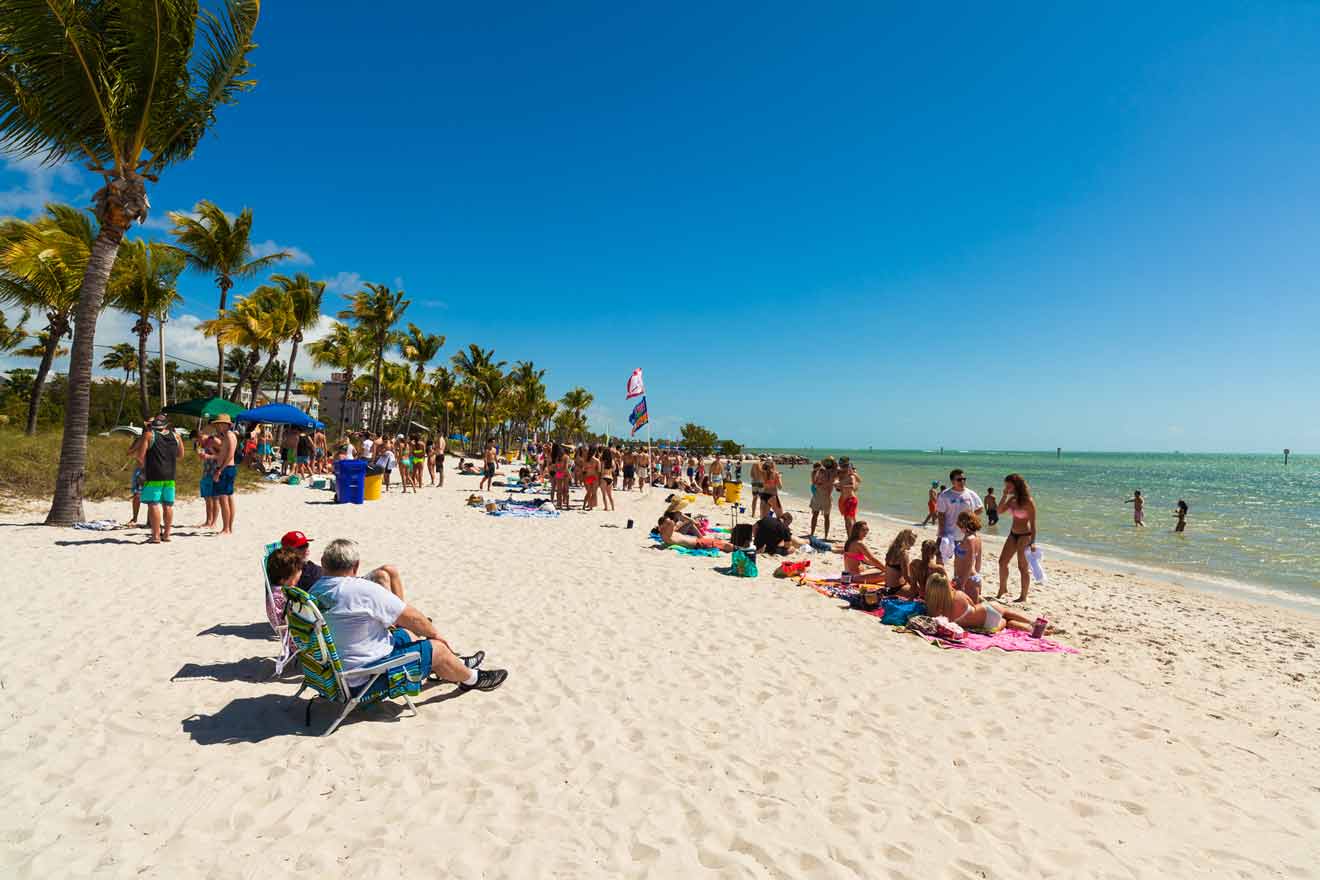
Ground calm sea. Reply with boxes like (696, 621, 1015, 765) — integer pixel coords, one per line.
(767, 449, 1320, 607)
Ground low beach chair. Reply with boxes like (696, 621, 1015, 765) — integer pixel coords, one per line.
(261, 542, 296, 676)
(283, 585, 424, 736)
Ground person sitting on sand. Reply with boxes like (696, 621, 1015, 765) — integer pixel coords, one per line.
(924, 571, 1044, 635)
(305, 539, 507, 693)
(952, 510, 984, 602)
(841, 521, 889, 583)
(459, 459, 481, 476)
(655, 516, 733, 551)
(279, 530, 406, 599)
(908, 539, 945, 601)
(884, 529, 918, 594)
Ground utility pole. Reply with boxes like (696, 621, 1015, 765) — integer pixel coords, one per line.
(158, 314, 167, 410)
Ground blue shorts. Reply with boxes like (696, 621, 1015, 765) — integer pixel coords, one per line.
(213, 465, 237, 496)
(131, 467, 144, 495)
(140, 480, 175, 506)
(353, 631, 433, 698)
(296, 456, 309, 465)
(200, 472, 214, 498)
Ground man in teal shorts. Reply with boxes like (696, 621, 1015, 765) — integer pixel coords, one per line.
(137, 414, 184, 544)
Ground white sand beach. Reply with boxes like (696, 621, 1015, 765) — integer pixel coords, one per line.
(2, 467, 1318, 879)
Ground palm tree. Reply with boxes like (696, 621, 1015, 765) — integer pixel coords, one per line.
(245, 285, 295, 408)
(0, 0, 263, 524)
(107, 240, 184, 420)
(99, 342, 138, 426)
(268, 273, 325, 403)
(0, 309, 28, 353)
(396, 322, 444, 434)
(198, 296, 267, 405)
(560, 387, 594, 443)
(450, 343, 505, 443)
(509, 360, 547, 441)
(168, 201, 288, 397)
(0, 204, 98, 434)
(425, 365, 458, 438)
(306, 321, 370, 433)
(337, 283, 409, 433)
(14, 331, 69, 360)
(297, 380, 321, 414)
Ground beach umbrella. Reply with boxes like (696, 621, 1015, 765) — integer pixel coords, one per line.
(234, 402, 324, 429)
(162, 396, 244, 420)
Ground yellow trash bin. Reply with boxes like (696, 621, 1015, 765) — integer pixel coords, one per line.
(724, 481, 742, 503)
(363, 473, 383, 501)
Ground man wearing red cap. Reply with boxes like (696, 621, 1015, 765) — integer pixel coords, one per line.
(280, 530, 406, 598)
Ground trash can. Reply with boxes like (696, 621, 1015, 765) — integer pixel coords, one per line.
(723, 481, 743, 504)
(363, 473, 383, 501)
(335, 458, 367, 504)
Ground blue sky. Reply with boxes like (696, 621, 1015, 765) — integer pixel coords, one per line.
(3, 2, 1319, 452)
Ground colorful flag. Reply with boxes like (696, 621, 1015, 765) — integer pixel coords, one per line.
(626, 368, 645, 399)
(629, 397, 649, 435)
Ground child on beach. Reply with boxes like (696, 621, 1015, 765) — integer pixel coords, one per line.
(984, 488, 998, 526)
(922, 481, 939, 526)
(952, 511, 983, 602)
(924, 572, 1046, 635)
(1125, 490, 1145, 526)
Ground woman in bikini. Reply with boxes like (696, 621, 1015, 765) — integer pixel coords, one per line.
(841, 521, 889, 584)
(599, 447, 617, 511)
(925, 572, 1044, 635)
(908, 539, 945, 601)
(410, 435, 427, 489)
(996, 473, 1037, 603)
(760, 460, 785, 516)
(952, 510, 983, 602)
(883, 529, 918, 594)
(552, 443, 571, 509)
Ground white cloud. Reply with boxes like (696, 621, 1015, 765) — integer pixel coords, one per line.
(250, 239, 313, 265)
(0, 156, 86, 217)
(323, 271, 362, 296)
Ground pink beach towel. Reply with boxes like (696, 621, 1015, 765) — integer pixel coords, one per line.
(914, 628, 1079, 654)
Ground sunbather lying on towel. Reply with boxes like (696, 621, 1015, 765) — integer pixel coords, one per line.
(288, 539, 508, 692)
(655, 516, 733, 552)
(923, 572, 1048, 635)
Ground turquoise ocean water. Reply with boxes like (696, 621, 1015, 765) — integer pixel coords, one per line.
(768, 449, 1320, 607)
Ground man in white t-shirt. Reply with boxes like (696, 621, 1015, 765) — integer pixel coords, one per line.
(360, 433, 374, 460)
(311, 539, 508, 692)
(935, 469, 984, 560)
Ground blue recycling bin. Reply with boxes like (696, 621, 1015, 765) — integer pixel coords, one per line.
(334, 458, 367, 504)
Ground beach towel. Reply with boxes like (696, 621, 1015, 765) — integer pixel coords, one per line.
(488, 499, 558, 518)
(73, 519, 120, 531)
(909, 628, 1078, 654)
(649, 534, 722, 556)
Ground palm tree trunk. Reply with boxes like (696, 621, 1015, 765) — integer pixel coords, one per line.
(338, 366, 353, 434)
(137, 322, 151, 421)
(214, 276, 232, 397)
(370, 345, 385, 434)
(252, 349, 278, 409)
(230, 350, 258, 404)
(47, 222, 128, 525)
(24, 328, 63, 435)
(114, 371, 131, 425)
(282, 335, 301, 404)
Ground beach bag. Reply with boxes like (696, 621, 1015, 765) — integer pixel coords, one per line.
(905, 615, 940, 637)
(933, 616, 966, 641)
(1027, 546, 1047, 584)
(879, 599, 925, 626)
(776, 560, 811, 578)
(731, 549, 758, 578)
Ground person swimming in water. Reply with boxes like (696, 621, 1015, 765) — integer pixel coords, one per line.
(1174, 499, 1188, 533)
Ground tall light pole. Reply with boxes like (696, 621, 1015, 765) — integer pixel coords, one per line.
(158, 313, 168, 410)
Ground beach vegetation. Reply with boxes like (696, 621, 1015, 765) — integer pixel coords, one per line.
(680, 422, 720, 455)
(107, 240, 184, 421)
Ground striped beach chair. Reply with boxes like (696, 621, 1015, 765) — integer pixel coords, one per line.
(283, 585, 424, 736)
(261, 542, 296, 676)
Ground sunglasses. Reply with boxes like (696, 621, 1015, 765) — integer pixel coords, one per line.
(953, 477, 966, 482)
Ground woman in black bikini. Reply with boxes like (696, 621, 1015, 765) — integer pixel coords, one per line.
(883, 529, 918, 594)
(996, 473, 1037, 603)
(600, 447, 617, 511)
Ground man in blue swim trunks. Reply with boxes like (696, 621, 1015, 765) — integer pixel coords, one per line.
(209, 414, 239, 535)
(136, 414, 184, 544)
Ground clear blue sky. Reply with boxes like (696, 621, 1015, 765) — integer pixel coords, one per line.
(3, 1, 1318, 452)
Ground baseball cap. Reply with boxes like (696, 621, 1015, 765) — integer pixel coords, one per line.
(280, 530, 312, 549)
(150, 414, 170, 430)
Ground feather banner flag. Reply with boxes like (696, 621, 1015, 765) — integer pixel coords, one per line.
(629, 397, 649, 435)
(626, 368, 645, 399)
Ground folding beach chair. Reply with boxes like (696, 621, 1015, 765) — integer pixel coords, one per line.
(283, 585, 424, 736)
(261, 542, 296, 676)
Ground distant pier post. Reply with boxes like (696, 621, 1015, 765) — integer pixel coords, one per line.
(1057, 447, 1061, 459)
(1284, 448, 1290, 466)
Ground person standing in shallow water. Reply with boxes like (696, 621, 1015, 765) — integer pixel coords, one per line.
(984, 488, 998, 526)
(1174, 500, 1188, 533)
(1125, 490, 1145, 527)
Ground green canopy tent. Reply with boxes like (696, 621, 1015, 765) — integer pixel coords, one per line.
(162, 396, 245, 420)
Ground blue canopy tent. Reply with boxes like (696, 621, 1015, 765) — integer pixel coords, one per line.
(235, 403, 324, 429)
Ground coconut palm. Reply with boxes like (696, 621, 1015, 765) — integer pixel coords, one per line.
(0, 204, 98, 434)
(14, 330, 69, 360)
(0, 309, 28, 353)
(168, 200, 288, 397)
(450, 343, 506, 443)
(424, 365, 458, 438)
(267, 273, 325, 403)
(297, 380, 321, 414)
(396, 322, 444, 435)
(306, 321, 370, 433)
(0, 0, 262, 524)
(99, 342, 138, 426)
(560, 386, 594, 443)
(337, 283, 409, 433)
(107, 240, 184, 420)
(198, 296, 268, 406)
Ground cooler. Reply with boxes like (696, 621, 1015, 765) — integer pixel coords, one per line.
(363, 473, 383, 501)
